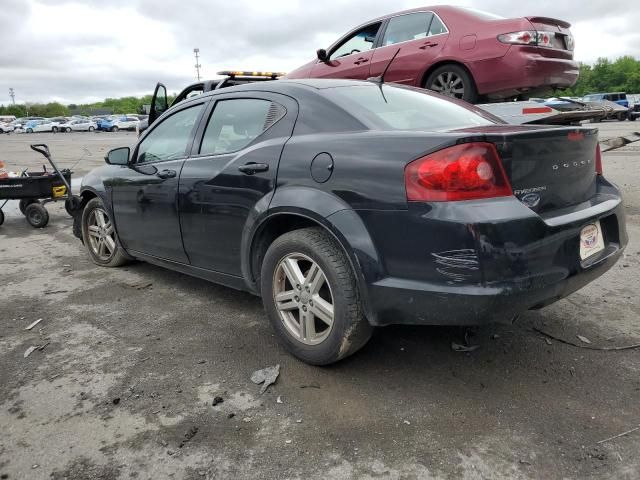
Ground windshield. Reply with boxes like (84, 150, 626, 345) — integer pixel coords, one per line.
(324, 85, 497, 131)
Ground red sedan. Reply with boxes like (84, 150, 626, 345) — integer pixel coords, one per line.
(286, 6, 578, 103)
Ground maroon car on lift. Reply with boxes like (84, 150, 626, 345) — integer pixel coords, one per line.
(286, 6, 578, 103)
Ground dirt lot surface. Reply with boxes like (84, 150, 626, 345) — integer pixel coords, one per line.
(1, 124, 639, 479)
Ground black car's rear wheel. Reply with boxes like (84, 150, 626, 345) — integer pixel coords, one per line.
(81, 197, 129, 267)
(425, 64, 478, 103)
(261, 227, 372, 365)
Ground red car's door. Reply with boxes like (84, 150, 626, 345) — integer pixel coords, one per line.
(369, 12, 448, 86)
(310, 22, 382, 80)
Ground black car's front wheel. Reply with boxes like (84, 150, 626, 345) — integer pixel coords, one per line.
(261, 227, 372, 365)
(425, 64, 478, 103)
(81, 197, 129, 267)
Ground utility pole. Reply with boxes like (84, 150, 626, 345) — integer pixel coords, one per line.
(9, 88, 15, 105)
(193, 48, 201, 81)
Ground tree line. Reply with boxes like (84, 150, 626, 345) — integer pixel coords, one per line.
(1, 56, 639, 117)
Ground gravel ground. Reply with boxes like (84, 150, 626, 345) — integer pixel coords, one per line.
(1, 124, 639, 480)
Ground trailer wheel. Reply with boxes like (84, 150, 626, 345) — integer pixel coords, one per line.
(25, 203, 49, 228)
(0, 209, 4, 226)
(19, 199, 39, 215)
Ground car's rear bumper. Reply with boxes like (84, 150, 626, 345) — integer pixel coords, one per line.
(358, 184, 627, 326)
(470, 46, 579, 99)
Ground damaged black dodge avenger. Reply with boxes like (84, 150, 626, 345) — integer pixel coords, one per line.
(74, 79, 628, 365)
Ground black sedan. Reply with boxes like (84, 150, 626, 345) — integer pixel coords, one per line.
(75, 79, 628, 365)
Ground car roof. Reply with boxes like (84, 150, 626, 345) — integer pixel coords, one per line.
(195, 78, 379, 99)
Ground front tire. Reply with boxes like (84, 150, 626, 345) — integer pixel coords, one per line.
(111, 126, 119, 132)
(65, 127, 71, 132)
(81, 197, 129, 267)
(52, 127, 58, 133)
(26, 128, 33, 133)
(425, 64, 478, 103)
(261, 227, 372, 365)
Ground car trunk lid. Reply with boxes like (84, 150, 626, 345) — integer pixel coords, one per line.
(526, 16, 574, 57)
(453, 125, 599, 214)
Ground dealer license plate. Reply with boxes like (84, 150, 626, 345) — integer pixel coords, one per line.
(579, 221, 605, 260)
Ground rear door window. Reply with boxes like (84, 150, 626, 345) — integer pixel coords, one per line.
(199, 99, 282, 155)
(428, 15, 448, 36)
(382, 13, 433, 46)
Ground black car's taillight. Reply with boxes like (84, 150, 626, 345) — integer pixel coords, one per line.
(405, 142, 512, 202)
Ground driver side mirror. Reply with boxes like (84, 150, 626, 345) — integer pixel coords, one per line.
(316, 48, 328, 62)
(105, 147, 130, 166)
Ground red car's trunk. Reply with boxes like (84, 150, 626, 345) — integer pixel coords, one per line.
(526, 16, 574, 58)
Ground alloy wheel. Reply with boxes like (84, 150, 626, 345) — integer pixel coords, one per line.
(87, 207, 116, 261)
(430, 71, 465, 99)
(272, 253, 334, 345)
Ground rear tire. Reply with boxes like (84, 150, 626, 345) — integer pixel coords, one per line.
(26, 128, 33, 133)
(260, 227, 372, 365)
(88, 126, 95, 131)
(25, 203, 49, 228)
(0, 209, 4, 226)
(52, 126, 58, 133)
(617, 112, 627, 121)
(19, 199, 39, 215)
(65, 127, 71, 132)
(425, 64, 478, 103)
(81, 197, 129, 267)
(111, 126, 119, 132)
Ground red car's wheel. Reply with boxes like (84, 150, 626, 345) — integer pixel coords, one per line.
(425, 64, 478, 104)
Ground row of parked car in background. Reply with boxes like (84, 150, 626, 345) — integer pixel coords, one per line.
(0, 114, 148, 134)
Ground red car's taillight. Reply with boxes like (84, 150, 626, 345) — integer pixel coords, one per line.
(405, 143, 513, 202)
(595, 144, 603, 175)
(498, 30, 554, 47)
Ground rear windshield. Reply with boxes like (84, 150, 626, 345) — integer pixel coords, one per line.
(324, 85, 497, 131)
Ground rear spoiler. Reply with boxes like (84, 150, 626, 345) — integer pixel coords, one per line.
(526, 16, 571, 29)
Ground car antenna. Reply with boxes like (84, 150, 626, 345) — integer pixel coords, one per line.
(367, 47, 401, 103)
(368, 47, 401, 85)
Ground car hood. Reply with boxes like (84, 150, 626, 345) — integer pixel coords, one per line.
(284, 59, 315, 79)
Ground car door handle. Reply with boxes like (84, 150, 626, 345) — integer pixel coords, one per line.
(353, 57, 369, 65)
(419, 42, 439, 49)
(157, 169, 176, 179)
(238, 163, 269, 175)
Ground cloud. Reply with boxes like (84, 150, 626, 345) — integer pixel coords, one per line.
(2, 0, 638, 104)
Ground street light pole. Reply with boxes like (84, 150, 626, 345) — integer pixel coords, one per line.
(193, 48, 201, 81)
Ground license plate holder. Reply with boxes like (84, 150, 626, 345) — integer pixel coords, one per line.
(579, 221, 605, 260)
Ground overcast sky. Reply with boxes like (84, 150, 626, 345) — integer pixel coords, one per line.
(2, 0, 638, 104)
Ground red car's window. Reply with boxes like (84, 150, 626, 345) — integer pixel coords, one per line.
(382, 12, 433, 46)
(330, 23, 382, 60)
